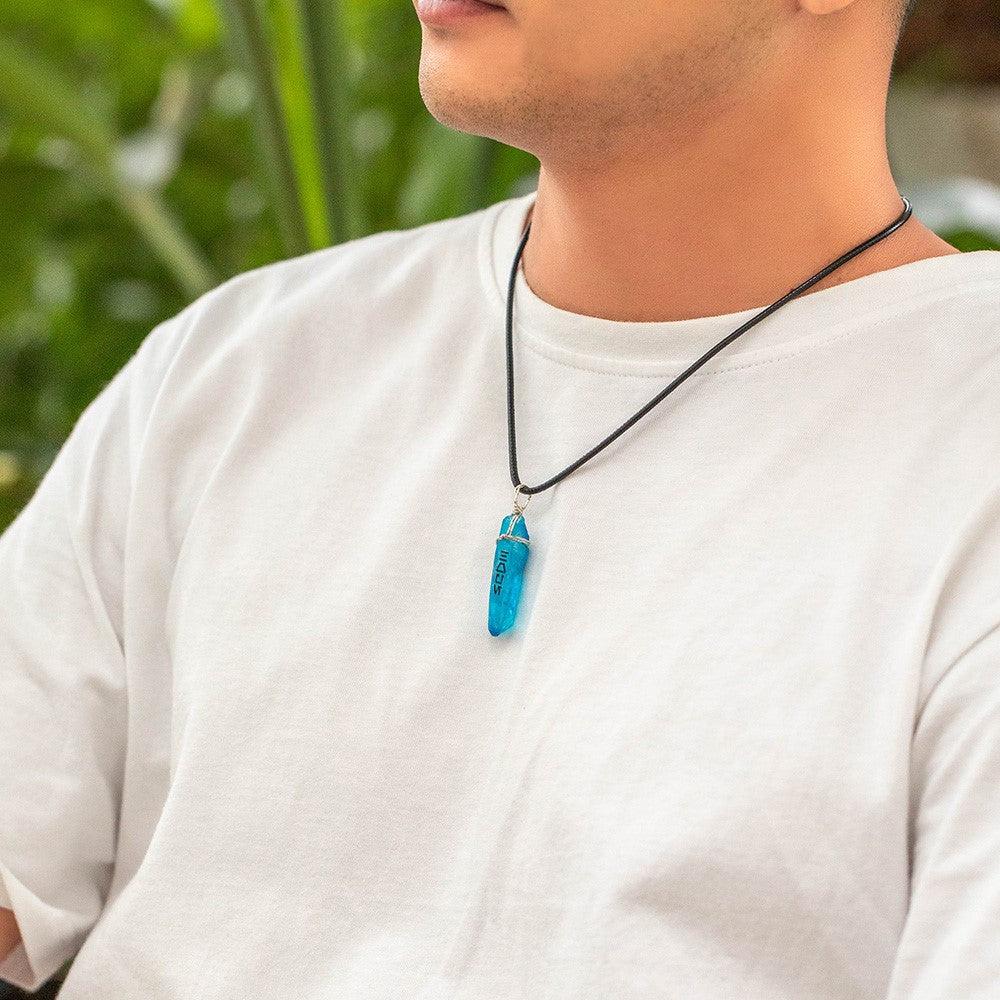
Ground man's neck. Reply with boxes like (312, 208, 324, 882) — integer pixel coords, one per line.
(520, 57, 956, 324)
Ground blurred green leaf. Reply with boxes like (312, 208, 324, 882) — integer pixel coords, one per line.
(0, 35, 217, 297)
(269, 0, 330, 248)
(215, 0, 311, 253)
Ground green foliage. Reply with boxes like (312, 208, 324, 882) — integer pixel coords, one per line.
(941, 227, 1000, 252)
(0, 0, 538, 530)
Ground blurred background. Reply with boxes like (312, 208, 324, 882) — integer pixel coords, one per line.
(0, 0, 998, 989)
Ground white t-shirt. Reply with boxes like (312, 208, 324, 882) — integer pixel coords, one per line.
(2, 188, 1000, 999)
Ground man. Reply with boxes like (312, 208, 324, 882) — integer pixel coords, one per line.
(2, 0, 998, 996)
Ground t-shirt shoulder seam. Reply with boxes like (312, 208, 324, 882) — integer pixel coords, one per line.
(192, 201, 498, 313)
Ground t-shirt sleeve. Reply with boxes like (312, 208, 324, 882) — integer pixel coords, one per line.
(0, 309, 190, 991)
(885, 617, 1000, 997)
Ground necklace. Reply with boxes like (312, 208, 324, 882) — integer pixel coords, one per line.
(487, 197, 914, 636)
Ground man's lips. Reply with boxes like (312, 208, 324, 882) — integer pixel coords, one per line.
(415, 0, 509, 26)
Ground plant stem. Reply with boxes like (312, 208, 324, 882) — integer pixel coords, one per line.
(300, 0, 356, 244)
(217, 0, 311, 255)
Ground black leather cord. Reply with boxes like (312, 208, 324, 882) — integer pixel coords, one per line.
(506, 197, 913, 496)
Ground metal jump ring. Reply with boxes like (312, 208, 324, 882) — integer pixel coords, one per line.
(513, 483, 531, 513)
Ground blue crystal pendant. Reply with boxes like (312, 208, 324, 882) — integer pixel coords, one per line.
(488, 508, 530, 636)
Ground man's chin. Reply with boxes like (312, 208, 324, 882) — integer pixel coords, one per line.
(418, 74, 504, 135)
